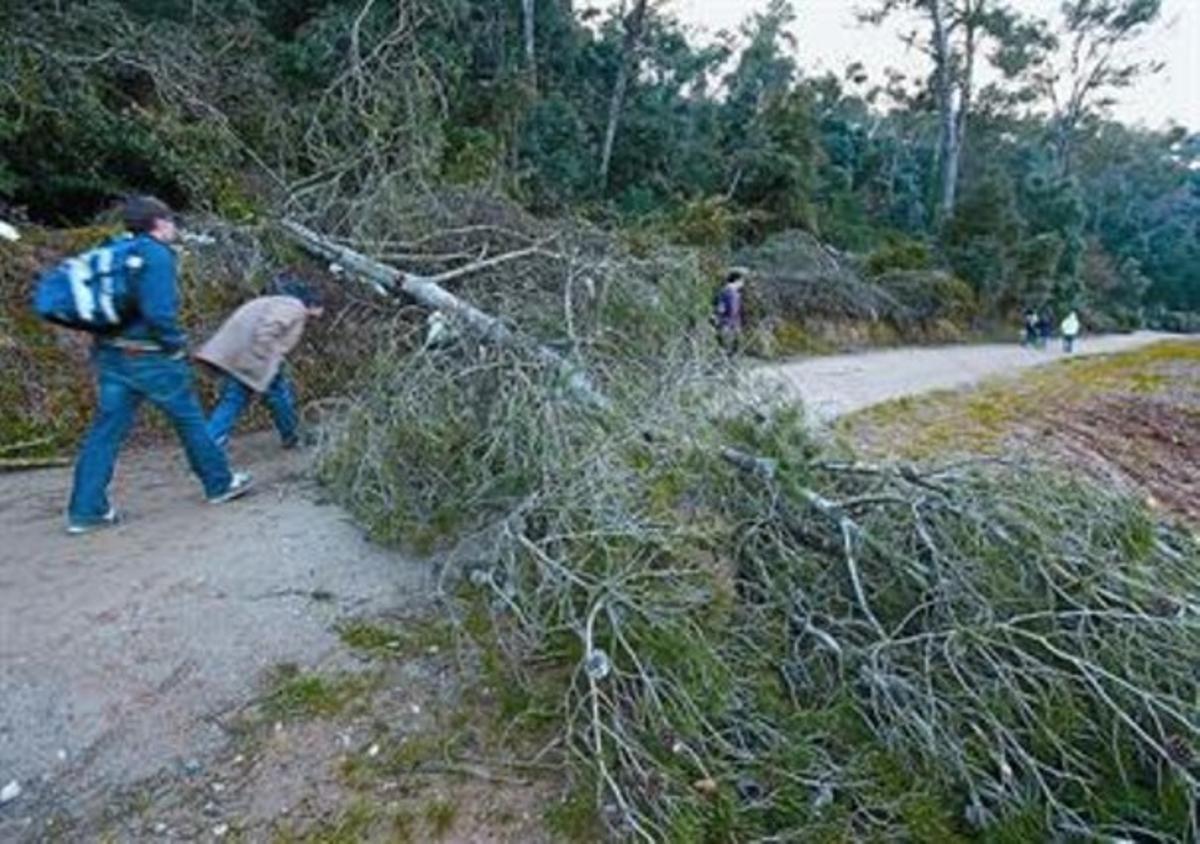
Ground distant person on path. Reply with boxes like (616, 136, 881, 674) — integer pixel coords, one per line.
(1061, 310, 1080, 353)
(197, 276, 325, 450)
(712, 268, 747, 354)
(66, 196, 253, 534)
(1036, 310, 1053, 349)
(1022, 308, 1038, 347)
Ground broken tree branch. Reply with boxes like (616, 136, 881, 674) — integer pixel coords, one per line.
(279, 219, 609, 410)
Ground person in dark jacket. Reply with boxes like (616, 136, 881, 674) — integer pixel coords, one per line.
(66, 196, 252, 534)
(1036, 309, 1054, 350)
(1022, 308, 1038, 347)
(713, 268, 747, 353)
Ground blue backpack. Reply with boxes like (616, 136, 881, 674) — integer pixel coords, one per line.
(32, 235, 145, 333)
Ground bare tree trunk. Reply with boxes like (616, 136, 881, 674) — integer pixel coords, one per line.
(929, 0, 959, 220)
(521, 0, 537, 92)
(280, 220, 609, 410)
(598, 0, 649, 189)
(946, 0, 980, 219)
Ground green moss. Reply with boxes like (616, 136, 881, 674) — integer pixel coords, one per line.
(544, 786, 605, 841)
(772, 319, 833, 356)
(262, 664, 376, 721)
(422, 799, 458, 839)
(338, 617, 453, 660)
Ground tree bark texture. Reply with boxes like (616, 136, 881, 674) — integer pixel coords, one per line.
(598, 0, 649, 188)
(279, 220, 609, 410)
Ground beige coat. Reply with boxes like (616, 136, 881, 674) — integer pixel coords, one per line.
(197, 296, 308, 392)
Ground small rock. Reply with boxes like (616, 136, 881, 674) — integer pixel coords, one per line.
(211, 782, 225, 794)
(409, 703, 421, 715)
(274, 722, 283, 733)
(367, 744, 380, 758)
(427, 645, 439, 655)
(1, 780, 21, 803)
(153, 822, 168, 834)
(202, 800, 220, 817)
(584, 648, 611, 681)
(692, 777, 718, 796)
(812, 782, 834, 809)
(56, 749, 67, 762)
(213, 822, 229, 837)
(183, 758, 202, 776)
(232, 755, 244, 765)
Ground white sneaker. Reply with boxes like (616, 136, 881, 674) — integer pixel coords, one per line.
(67, 507, 119, 535)
(208, 471, 253, 504)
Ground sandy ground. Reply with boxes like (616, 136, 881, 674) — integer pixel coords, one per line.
(0, 433, 432, 838)
(754, 331, 1176, 422)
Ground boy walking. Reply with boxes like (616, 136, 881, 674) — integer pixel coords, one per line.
(67, 197, 252, 534)
(712, 268, 747, 354)
(197, 278, 324, 449)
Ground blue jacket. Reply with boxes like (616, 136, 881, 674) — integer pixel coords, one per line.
(117, 234, 187, 353)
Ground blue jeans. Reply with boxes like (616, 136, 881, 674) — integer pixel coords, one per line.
(69, 347, 233, 524)
(206, 372, 299, 448)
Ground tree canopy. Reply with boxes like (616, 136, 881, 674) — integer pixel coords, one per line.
(1, 0, 1195, 324)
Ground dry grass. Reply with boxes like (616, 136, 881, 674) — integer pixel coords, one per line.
(842, 341, 1200, 459)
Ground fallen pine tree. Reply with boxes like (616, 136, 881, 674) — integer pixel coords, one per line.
(304, 224, 1200, 840)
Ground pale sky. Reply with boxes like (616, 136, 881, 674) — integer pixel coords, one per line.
(600, 0, 1200, 131)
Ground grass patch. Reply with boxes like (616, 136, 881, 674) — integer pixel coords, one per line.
(423, 799, 458, 838)
(262, 664, 376, 721)
(841, 339, 1200, 458)
(338, 617, 453, 659)
(272, 800, 377, 843)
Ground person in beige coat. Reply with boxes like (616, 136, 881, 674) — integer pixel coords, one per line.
(197, 278, 324, 449)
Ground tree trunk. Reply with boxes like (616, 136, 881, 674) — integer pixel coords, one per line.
(929, 0, 959, 220)
(946, 0, 980, 218)
(279, 220, 609, 410)
(598, 0, 649, 189)
(521, 0, 537, 92)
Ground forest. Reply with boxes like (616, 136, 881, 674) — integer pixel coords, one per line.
(2, 0, 1197, 330)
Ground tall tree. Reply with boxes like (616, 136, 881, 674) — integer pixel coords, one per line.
(521, 0, 537, 91)
(1026, 0, 1165, 175)
(598, 0, 649, 189)
(864, 0, 1004, 219)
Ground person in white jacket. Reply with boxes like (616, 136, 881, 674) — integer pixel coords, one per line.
(1061, 310, 1080, 353)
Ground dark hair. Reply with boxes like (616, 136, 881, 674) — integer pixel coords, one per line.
(725, 267, 748, 284)
(270, 272, 323, 308)
(122, 195, 173, 234)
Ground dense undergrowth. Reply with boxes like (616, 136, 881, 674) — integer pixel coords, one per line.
(318, 258, 1200, 841)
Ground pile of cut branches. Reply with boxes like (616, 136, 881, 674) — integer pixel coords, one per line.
(316, 235, 1200, 841)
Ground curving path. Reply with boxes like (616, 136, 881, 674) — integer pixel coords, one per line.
(753, 331, 1178, 423)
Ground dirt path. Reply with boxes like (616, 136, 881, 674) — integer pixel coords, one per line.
(0, 434, 432, 838)
(753, 331, 1176, 422)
